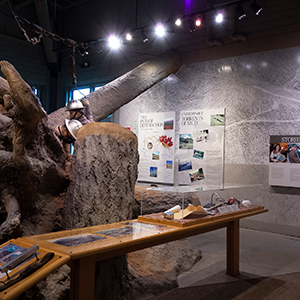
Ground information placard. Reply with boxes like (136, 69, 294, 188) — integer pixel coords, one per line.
(178, 108, 225, 188)
(138, 112, 175, 184)
(269, 135, 300, 187)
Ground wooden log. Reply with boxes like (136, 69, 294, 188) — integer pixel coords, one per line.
(48, 49, 181, 127)
(64, 122, 139, 229)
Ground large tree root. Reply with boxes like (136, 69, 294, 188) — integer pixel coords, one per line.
(0, 189, 22, 240)
(0, 61, 48, 241)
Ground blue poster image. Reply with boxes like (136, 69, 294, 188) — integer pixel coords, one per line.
(150, 167, 158, 177)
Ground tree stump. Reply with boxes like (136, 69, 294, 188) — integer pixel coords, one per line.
(64, 122, 139, 229)
(63, 122, 139, 300)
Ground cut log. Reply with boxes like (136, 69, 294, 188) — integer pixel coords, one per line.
(64, 122, 139, 229)
(48, 49, 181, 127)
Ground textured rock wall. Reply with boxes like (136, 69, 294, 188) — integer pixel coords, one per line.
(119, 46, 300, 234)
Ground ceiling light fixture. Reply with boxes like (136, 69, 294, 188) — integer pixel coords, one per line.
(215, 12, 224, 23)
(195, 16, 202, 27)
(125, 32, 133, 41)
(155, 23, 166, 37)
(236, 3, 246, 20)
(175, 18, 182, 26)
(188, 18, 195, 32)
(107, 35, 122, 49)
(250, 0, 263, 15)
(79, 62, 90, 68)
(140, 30, 148, 42)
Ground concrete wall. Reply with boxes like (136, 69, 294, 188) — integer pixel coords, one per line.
(118, 46, 300, 237)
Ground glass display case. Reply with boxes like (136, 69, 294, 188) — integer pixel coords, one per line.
(139, 184, 262, 217)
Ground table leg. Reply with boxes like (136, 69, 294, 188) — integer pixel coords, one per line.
(69, 257, 95, 300)
(226, 219, 240, 276)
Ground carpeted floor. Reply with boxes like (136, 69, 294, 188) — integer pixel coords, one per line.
(151, 271, 300, 300)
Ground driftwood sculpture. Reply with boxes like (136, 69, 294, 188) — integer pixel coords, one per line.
(0, 49, 181, 242)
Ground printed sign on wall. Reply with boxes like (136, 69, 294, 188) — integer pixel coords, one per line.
(178, 108, 225, 188)
(269, 135, 300, 187)
(138, 112, 175, 184)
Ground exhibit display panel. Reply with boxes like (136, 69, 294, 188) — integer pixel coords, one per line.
(269, 135, 300, 188)
(138, 111, 176, 184)
(137, 109, 225, 187)
(178, 108, 225, 187)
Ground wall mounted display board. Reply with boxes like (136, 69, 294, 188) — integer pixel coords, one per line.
(269, 135, 300, 187)
(178, 108, 225, 187)
(138, 112, 175, 184)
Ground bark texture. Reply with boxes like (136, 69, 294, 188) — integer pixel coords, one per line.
(0, 49, 181, 241)
(0, 61, 67, 242)
(0, 51, 188, 300)
(64, 122, 139, 229)
(48, 49, 181, 127)
(135, 185, 201, 216)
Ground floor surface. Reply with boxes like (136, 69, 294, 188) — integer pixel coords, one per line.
(150, 228, 300, 300)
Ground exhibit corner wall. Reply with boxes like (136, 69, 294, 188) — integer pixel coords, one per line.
(118, 46, 300, 237)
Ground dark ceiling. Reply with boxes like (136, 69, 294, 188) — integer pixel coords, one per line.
(1, 0, 299, 84)
(0, 0, 267, 57)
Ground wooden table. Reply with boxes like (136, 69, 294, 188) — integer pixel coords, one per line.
(0, 205, 267, 300)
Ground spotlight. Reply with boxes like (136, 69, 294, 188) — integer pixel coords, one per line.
(236, 3, 246, 20)
(215, 12, 224, 23)
(140, 30, 148, 42)
(79, 62, 90, 68)
(188, 18, 195, 32)
(195, 16, 202, 27)
(125, 32, 133, 41)
(250, 1, 263, 15)
(175, 18, 182, 26)
(78, 44, 89, 56)
(108, 35, 122, 49)
(155, 23, 166, 37)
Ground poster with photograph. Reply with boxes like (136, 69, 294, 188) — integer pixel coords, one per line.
(178, 109, 225, 188)
(138, 112, 175, 184)
(269, 135, 300, 187)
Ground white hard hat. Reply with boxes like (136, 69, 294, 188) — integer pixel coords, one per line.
(65, 119, 82, 139)
(66, 100, 84, 111)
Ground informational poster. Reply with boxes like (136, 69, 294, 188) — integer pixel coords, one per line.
(138, 112, 175, 184)
(269, 135, 300, 187)
(178, 109, 225, 188)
